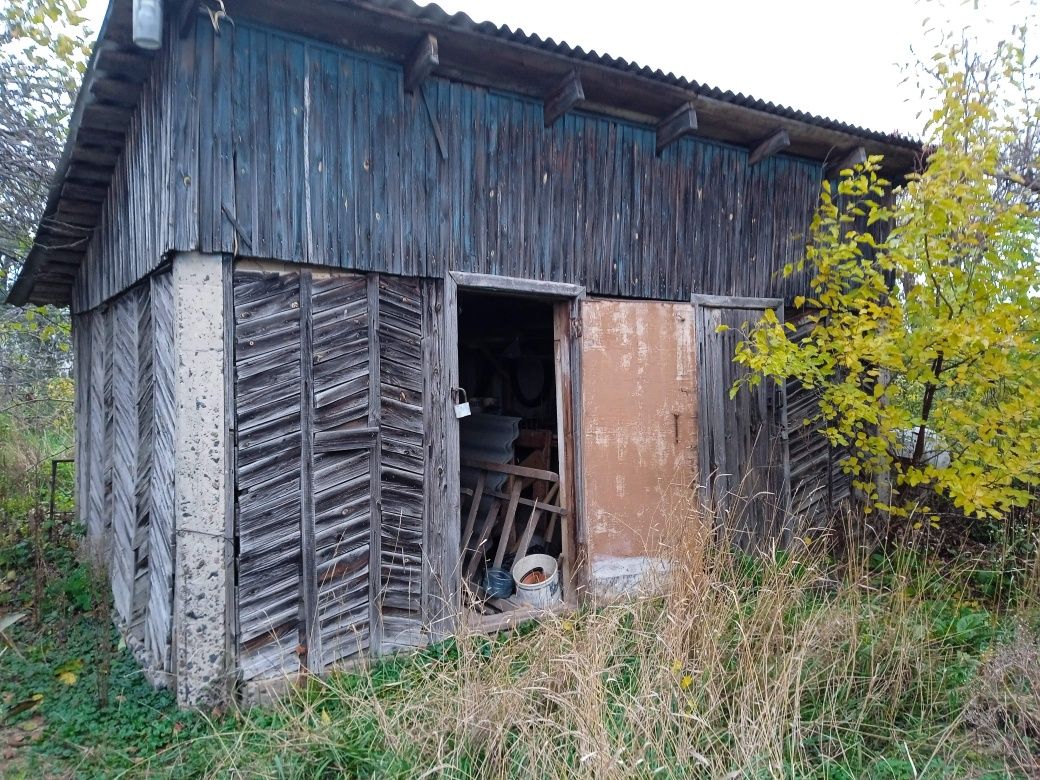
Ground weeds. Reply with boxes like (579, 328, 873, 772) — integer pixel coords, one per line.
(3, 511, 1037, 778)
(126, 529, 1030, 779)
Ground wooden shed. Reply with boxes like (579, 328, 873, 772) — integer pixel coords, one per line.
(9, 0, 920, 706)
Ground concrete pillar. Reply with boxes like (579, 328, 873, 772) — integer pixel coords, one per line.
(171, 252, 229, 707)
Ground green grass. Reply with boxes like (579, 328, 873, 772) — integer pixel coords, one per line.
(3, 531, 1037, 779)
(1, 616, 218, 778)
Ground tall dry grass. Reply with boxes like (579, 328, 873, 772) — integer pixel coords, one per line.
(149, 513, 1039, 779)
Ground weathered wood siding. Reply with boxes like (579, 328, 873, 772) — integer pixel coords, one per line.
(232, 266, 428, 683)
(377, 276, 426, 648)
(205, 21, 821, 301)
(145, 272, 176, 672)
(72, 24, 181, 313)
(233, 270, 307, 681)
(72, 271, 177, 678)
(694, 301, 791, 549)
(785, 315, 852, 525)
(71, 18, 823, 312)
(110, 289, 140, 629)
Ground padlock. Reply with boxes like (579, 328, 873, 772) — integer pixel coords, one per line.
(453, 387, 471, 419)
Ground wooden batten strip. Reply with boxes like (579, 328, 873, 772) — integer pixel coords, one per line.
(656, 102, 698, 155)
(420, 86, 448, 161)
(566, 295, 588, 595)
(748, 128, 791, 166)
(298, 271, 322, 672)
(404, 34, 439, 94)
(440, 273, 461, 633)
(366, 273, 383, 655)
(543, 70, 584, 127)
(553, 302, 577, 601)
(221, 258, 238, 681)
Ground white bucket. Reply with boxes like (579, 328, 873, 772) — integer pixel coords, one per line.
(511, 554, 562, 608)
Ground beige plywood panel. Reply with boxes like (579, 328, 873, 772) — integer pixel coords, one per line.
(580, 299, 699, 593)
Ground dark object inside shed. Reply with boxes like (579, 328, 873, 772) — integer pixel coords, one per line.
(456, 291, 567, 619)
(458, 292, 558, 431)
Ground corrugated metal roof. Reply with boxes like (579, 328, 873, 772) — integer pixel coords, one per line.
(382, 0, 918, 150)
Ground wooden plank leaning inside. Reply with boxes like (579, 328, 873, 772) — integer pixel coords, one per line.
(459, 459, 569, 619)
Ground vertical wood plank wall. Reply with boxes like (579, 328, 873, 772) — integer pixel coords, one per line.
(72, 271, 177, 680)
(72, 23, 183, 313)
(694, 303, 791, 550)
(71, 17, 823, 315)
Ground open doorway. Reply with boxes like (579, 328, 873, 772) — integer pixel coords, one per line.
(455, 288, 575, 627)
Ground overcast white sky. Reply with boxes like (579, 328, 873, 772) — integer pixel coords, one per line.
(83, 0, 1035, 137)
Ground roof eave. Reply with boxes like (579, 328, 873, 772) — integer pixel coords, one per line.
(10, 0, 924, 307)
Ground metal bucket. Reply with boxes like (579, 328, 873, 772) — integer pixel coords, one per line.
(511, 554, 562, 608)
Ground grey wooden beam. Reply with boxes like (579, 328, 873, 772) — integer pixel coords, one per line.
(95, 47, 152, 81)
(826, 145, 867, 178)
(66, 163, 115, 183)
(54, 198, 103, 216)
(656, 102, 698, 155)
(691, 293, 783, 310)
(90, 78, 143, 106)
(748, 128, 790, 166)
(36, 249, 85, 264)
(70, 146, 121, 167)
(81, 104, 134, 133)
(52, 209, 96, 227)
(543, 70, 584, 127)
(62, 182, 108, 202)
(404, 34, 438, 94)
(450, 271, 584, 299)
(298, 271, 322, 673)
(38, 220, 92, 238)
(366, 273, 383, 656)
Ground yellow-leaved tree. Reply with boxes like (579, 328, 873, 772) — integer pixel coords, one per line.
(733, 34, 1040, 521)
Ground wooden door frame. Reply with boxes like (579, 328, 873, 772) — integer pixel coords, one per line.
(691, 293, 792, 537)
(444, 271, 587, 618)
